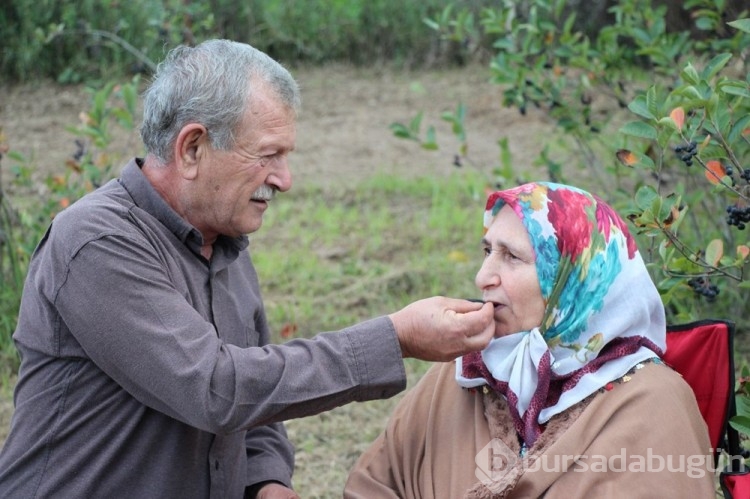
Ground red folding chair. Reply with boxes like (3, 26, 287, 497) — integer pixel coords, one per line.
(663, 319, 748, 498)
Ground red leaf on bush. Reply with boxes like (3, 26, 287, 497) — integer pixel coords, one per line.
(705, 160, 726, 185)
(670, 107, 685, 130)
(616, 149, 638, 167)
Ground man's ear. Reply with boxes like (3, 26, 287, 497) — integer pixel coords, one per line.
(173, 124, 209, 180)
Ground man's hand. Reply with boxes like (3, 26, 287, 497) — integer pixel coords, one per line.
(255, 482, 300, 499)
(389, 297, 494, 362)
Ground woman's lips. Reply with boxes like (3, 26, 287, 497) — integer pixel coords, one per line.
(488, 301, 505, 319)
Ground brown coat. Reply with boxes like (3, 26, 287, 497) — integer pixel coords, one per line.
(345, 361, 715, 498)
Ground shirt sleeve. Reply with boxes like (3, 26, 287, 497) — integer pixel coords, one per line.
(244, 422, 295, 490)
(52, 233, 407, 434)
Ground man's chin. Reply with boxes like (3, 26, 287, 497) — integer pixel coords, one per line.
(232, 216, 264, 237)
(244, 221, 263, 235)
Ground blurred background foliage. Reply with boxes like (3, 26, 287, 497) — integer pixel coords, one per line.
(1, 0, 482, 84)
(1, 0, 746, 84)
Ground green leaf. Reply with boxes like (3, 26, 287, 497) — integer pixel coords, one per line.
(646, 86, 659, 121)
(658, 193, 680, 222)
(7, 151, 26, 162)
(628, 95, 655, 120)
(423, 18, 440, 31)
(456, 102, 467, 122)
(695, 17, 715, 31)
(408, 112, 423, 134)
(498, 137, 512, 172)
(634, 185, 659, 211)
(619, 121, 657, 140)
(389, 123, 416, 141)
(674, 85, 704, 102)
(728, 114, 750, 143)
(736, 395, 750, 415)
(720, 83, 750, 99)
(730, 415, 750, 436)
(636, 151, 655, 169)
(421, 126, 438, 150)
(681, 63, 700, 85)
(701, 53, 733, 80)
(727, 18, 750, 34)
(122, 82, 137, 116)
(111, 109, 133, 129)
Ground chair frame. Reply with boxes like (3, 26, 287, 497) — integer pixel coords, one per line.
(665, 319, 746, 498)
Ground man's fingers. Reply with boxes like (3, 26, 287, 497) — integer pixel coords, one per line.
(392, 297, 495, 361)
(457, 303, 494, 351)
(460, 301, 494, 334)
(442, 296, 486, 313)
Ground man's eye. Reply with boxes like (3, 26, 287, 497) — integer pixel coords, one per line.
(263, 153, 284, 165)
(482, 247, 491, 257)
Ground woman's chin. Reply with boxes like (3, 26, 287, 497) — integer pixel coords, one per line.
(493, 324, 527, 338)
(494, 327, 514, 338)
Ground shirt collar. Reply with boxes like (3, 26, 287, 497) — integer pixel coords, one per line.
(119, 158, 249, 257)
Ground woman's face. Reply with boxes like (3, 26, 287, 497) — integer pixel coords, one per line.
(475, 205, 546, 337)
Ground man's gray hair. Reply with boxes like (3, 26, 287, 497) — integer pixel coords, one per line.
(140, 39, 301, 163)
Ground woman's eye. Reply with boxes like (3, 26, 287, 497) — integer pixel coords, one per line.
(482, 247, 491, 257)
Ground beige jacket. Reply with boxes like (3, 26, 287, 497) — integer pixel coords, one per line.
(345, 361, 715, 498)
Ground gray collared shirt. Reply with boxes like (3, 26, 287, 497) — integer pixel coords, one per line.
(0, 158, 406, 498)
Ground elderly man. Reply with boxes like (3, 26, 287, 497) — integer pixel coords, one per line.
(0, 40, 493, 498)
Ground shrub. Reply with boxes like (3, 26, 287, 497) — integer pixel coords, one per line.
(0, 0, 510, 84)
(393, 0, 750, 330)
(0, 79, 138, 386)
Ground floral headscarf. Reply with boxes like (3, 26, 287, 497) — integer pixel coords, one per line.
(456, 182, 666, 447)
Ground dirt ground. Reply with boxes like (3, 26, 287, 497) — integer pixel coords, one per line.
(1, 64, 554, 185)
(0, 63, 555, 457)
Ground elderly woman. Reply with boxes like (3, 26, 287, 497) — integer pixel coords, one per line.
(345, 182, 715, 498)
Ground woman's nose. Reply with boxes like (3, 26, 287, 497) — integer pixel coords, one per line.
(475, 259, 500, 290)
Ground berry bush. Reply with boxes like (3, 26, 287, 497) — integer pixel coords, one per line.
(394, 0, 750, 329)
